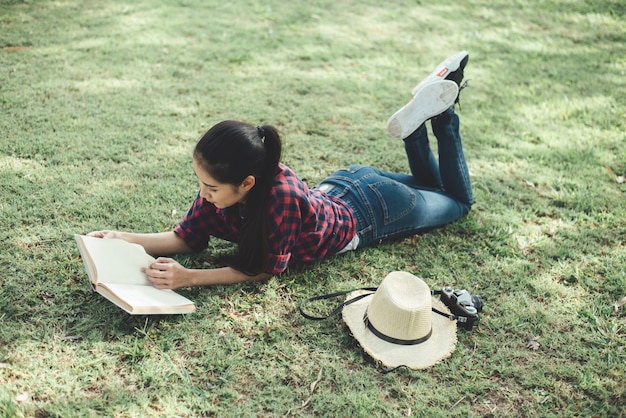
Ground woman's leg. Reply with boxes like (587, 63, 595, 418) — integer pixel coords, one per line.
(321, 53, 474, 248)
(402, 123, 443, 189)
(322, 112, 472, 247)
(385, 105, 472, 206)
(431, 106, 473, 206)
(388, 51, 472, 201)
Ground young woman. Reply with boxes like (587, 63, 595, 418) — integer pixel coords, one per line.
(89, 51, 473, 289)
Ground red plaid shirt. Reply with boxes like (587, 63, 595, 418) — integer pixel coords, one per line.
(174, 164, 356, 275)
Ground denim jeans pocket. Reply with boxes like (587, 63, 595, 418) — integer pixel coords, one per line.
(368, 180, 417, 233)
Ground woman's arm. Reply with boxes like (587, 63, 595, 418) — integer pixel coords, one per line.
(142, 259, 271, 289)
(87, 230, 192, 256)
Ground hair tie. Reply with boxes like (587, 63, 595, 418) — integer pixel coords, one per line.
(257, 126, 265, 140)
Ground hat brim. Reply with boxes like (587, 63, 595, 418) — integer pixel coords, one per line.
(342, 289, 457, 370)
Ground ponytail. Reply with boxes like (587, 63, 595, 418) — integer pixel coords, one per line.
(194, 121, 282, 275)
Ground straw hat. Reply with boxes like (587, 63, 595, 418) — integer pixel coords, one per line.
(342, 271, 457, 370)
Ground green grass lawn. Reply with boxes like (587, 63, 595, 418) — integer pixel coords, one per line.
(1, 0, 625, 416)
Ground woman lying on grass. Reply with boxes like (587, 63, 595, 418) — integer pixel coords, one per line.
(89, 51, 473, 289)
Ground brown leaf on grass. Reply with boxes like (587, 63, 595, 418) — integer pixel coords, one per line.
(526, 335, 540, 351)
(2, 46, 33, 51)
(309, 367, 323, 394)
(301, 368, 323, 408)
(604, 165, 625, 183)
(614, 296, 626, 313)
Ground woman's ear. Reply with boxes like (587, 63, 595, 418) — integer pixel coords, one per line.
(240, 175, 256, 191)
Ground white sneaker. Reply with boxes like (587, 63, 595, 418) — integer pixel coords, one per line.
(386, 80, 458, 140)
(411, 51, 469, 95)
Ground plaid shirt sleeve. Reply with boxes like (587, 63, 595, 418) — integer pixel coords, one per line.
(174, 194, 240, 252)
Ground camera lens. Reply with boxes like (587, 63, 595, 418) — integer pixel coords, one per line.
(471, 295, 483, 312)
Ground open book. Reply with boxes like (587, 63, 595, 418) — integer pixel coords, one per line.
(75, 234, 196, 315)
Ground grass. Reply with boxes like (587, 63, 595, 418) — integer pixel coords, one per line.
(1, 0, 625, 416)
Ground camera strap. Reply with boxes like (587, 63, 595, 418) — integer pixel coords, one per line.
(299, 287, 471, 325)
(298, 287, 377, 320)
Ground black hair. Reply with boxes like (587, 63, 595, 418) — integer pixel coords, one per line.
(193, 120, 282, 275)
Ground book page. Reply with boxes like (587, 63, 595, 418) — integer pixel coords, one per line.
(78, 235, 155, 285)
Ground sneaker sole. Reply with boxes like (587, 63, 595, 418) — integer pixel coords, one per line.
(412, 50, 469, 95)
(387, 80, 458, 140)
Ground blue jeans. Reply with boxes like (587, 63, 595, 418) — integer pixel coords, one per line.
(320, 106, 473, 248)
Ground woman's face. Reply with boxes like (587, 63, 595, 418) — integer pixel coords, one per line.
(193, 158, 255, 209)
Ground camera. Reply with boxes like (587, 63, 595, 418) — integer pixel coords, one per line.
(440, 286, 483, 331)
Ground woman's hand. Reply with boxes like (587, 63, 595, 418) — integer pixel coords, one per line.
(87, 230, 123, 239)
(142, 257, 191, 290)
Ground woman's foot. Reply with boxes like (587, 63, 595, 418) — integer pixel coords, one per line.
(386, 80, 458, 140)
(412, 51, 469, 95)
